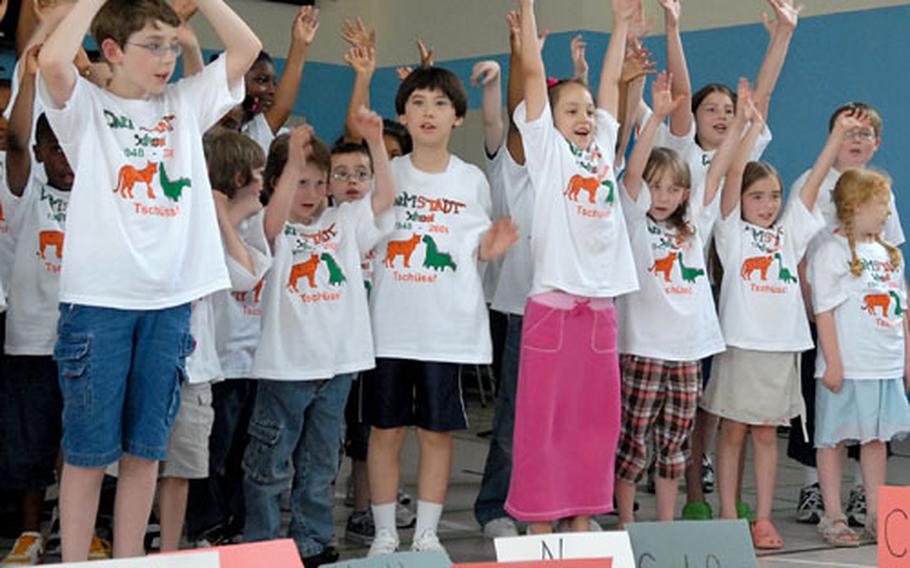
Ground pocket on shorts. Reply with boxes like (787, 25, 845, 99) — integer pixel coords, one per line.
(178, 331, 197, 360)
(53, 336, 92, 417)
(522, 305, 564, 353)
(591, 308, 618, 354)
(243, 417, 288, 484)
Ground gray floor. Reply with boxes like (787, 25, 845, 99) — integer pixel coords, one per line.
(4, 384, 901, 565)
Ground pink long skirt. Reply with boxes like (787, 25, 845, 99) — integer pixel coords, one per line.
(504, 293, 621, 522)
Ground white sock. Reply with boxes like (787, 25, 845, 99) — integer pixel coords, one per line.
(853, 461, 864, 487)
(372, 503, 397, 536)
(804, 466, 819, 487)
(415, 500, 443, 537)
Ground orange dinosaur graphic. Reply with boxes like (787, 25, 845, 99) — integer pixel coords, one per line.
(384, 233, 421, 268)
(741, 256, 774, 281)
(113, 162, 158, 199)
(39, 230, 64, 259)
(564, 174, 600, 204)
(140, 115, 175, 133)
(649, 251, 678, 283)
(861, 293, 891, 317)
(287, 254, 320, 292)
(252, 278, 265, 303)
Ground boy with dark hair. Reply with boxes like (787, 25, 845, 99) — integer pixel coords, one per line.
(36, 0, 260, 560)
(364, 66, 517, 558)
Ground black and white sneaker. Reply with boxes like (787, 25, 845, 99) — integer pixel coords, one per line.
(846, 485, 867, 527)
(795, 482, 823, 524)
(346, 510, 375, 545)
(702, 455, 715, 494)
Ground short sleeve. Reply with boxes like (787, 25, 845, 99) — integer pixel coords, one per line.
(513, 101, 558, 181)
(345, 195, 395, 255)
(689, 181, 721, 238)
(484, 139, 509, 220)
(618, 178, 649, 222)
(782, 197, 825, 260)
(226, 210, 272, 292)
(749, 123, 773, 161)
(37, 67, 94, 152)
(174, 54, 245, 132)
(713, 204, 742, 266)
(657, 115, 696, 155)
(593, 109, 619, 157)
(809, 238, 848, 314)
(885, 193, 905, 246)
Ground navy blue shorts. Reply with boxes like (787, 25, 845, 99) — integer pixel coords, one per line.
(0, 356, 62, 490)
(362, 358, 468, 432)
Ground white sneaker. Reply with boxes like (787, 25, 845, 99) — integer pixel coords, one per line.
(411, 529, 448, 557)
(2, 532, 44, 565)
(367, 528, 399, 557)
(482, 517, 519, 539)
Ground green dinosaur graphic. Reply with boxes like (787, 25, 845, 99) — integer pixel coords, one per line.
(602, 179, 615, 204)
(421, 235, 457, 272)
(889, 290, 905, 317)
(320, 253, 346, 286)
(159, 163, 191, 202)
(773, 253, 798, 284)
(677, 253, 705, 283)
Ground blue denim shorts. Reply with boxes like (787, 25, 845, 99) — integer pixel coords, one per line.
(54, 302, 195, 467)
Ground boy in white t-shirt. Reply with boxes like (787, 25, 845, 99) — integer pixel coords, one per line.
(364, 66, 517, 558)
(242, 111, 394, 566)
(36, 0, 260, 560)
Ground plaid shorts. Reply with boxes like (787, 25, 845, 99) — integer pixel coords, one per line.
(616, 354, 701, 482)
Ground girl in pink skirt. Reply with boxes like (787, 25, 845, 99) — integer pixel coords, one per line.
(505, 0, 640, 533)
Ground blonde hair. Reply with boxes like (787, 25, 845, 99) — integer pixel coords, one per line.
(643, 147, 694, 241)
(832, 168, 901, 277)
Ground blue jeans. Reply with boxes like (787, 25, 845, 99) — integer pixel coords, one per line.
(474, 313, 522, 526)
(242, 375, 353, 557)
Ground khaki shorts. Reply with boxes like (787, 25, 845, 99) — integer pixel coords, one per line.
(160, 382, 215, 479)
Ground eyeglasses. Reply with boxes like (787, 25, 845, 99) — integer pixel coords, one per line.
(128, 41, 184, 59)
(845, 130, 875, 141)
(331, 170, 371, 183)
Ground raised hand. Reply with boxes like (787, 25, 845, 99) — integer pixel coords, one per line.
(620, 44, 656, 84)
(292, 5, 320, 48)
(471, 60, 501, 88)
(287, 124, 315, 167)
(656, 0, 681, 26)
(831, 108, 869, 139)
(762, 0, 801, 34)
(340, 16, 375, 49)
(507, 10, 521, 51)
(480, 217, 520, 261)
(571, 35, 589, 82)
(651, 70, 684, 117)
(343, 45, 376, 76)
(613, 0, 643, 23)
(172, 0, 198, 23)
(351, 106, 383, 145)
(627, 2, 654, 51)
(417, 38, 434, 67)
(396, 66, 413, 81)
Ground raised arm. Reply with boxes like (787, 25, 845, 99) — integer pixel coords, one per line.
(264, 6, 318, 134)
(596, 0, 639, 117)
(472, 60, 504, 155)
(350, 107, 395, 216)
(614, 45, 655, 164)
(177, 22, 204, 78)
(6, 45, 40, 197)
(37, 0, 106, 108)
(517, 0, 547, 122)
(263, 125, 313, 245)
(799, 109, 867, 211)
(623, 71, 682, 201)
(505, 9, 546, 164)
(751, 0, 799, 116)
(571, 35, 589, 84)
(657, 0, 692, 136)
(719, 81, 763, 219)
(213, 190, 258, 274)
(341, 17, 376, 144)
(194, 0, 262, 88)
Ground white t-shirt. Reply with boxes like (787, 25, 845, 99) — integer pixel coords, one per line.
(5, 179, 69, 355)
(252, 197, 392, 380)
(481, 143, 509, 305)
(37, 56, 243, 309)
(715, 200, 823, 351)
(514, 102, 638, 298)
(789, 167, 905, 260)
(186, 296, 221, 384)
(661, 119, 773, 209)
(810, 234, 906, 379)
(241, 112, 276, 157)
(0, 154, 16, 288)
(486, 141, 534, 316)
(371, 154, 493, 363)
(617, 181, 725, 361)
(206, 212, 273, 381)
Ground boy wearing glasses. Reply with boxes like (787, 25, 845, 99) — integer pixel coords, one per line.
(786, 101, 904, 527)
(36, 0, 260, 561)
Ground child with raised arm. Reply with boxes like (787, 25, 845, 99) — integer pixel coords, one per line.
(809, 167, 910, 547)
(363, 65, 517, 557)
(505, 0, 639, 534)
(701, 85, 854, 550)
(243, 111, 395, 566)
(786, 102, 904, 527)
(36, 0, 260, 560)
(614, 71, 735, 527)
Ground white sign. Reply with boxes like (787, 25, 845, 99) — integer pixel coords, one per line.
(495, 532, 635, 568)
(55, 550, 220, 568)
